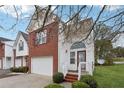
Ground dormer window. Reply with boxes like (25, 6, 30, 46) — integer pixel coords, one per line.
(36, 29, 47, 45)
(19, 40, 24, 51)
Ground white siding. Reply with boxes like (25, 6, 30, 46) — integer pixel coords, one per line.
(15, 58, 22, 67)
(15, 57, 26, 67)
(4, 41, 14, 57)
(58, 33, 70, 76)
(3, 41, 14, 69)
(23, 57, 26, 66)
(16, 35, 28, 56)
(58, 30, 94, 76)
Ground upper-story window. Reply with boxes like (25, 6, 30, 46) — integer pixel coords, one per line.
(36, 29, 47, 45)
(19, 40, 24, 51)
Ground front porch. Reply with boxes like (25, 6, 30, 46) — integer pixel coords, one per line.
(64, 42, 94, 82)
(64, 62, 94, 82)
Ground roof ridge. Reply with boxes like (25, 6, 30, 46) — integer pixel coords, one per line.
(0, 37, 12, 41)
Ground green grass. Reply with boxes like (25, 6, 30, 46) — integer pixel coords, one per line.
(113, 58, 124, 62)
(94, 64, 124, 88)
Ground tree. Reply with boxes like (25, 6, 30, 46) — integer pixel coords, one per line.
(112, 47, 124, 57)
(0, 5, 124, 42)
(95, 39, 113, 59)
(95, 39, 113, 65)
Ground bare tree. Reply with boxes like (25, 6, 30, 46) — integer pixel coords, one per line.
(0, 5, 124, 42)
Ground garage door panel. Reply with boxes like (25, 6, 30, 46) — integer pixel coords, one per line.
(15, 58, 21, 67)
(31, 56, 53, 76)
(6, 61, 11, 69)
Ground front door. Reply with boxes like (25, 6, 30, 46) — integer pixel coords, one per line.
(69, 51, 86, 71)
(77, 51, 86, 70)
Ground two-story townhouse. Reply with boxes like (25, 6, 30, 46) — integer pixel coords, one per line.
(13, 31, 29, 68)
(0, 37, 14, 69)
(27, 8, 94, 82)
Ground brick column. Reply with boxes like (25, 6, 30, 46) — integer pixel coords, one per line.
(13, 49, 16, 68)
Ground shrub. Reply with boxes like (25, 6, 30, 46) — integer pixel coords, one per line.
(80, 75, 98, 88)
(53, 72, 64, 83)
(10, 67, 19, 72)
(44, 83, 64, 88)
(10, 67, 14, 72)
(10, 66, 29, 73)
(72, 81, 89, 88)
(22, 66, 29, 73)
(104, 53, 113, 66)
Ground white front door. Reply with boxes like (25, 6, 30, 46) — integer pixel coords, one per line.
(77, 51, 86, 71)
(69, 51, 86, 71)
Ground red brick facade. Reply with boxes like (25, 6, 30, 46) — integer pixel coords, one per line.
(0, 42, 5, 69)
(13, 49, 16, 67)
(28, 21, 59, 75)
(0, 42, 5, 58)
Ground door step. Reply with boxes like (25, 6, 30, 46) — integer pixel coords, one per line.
(64, 71, 90, 82)
(64, 73, 78, 82)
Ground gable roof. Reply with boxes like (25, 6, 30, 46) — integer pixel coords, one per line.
(13, 31, 28, 49)
(26, 6, 59, 33)
(20, 31, 28, 41)
(64, 17, 93, 42)
(0, 37, 12, 41)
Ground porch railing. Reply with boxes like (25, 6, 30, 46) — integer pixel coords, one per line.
(78, 61, 93, 80)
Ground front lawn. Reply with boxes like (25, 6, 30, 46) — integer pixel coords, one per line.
(94, 64, 124, 88)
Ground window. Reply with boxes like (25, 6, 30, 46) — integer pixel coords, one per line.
(36, 30, 47, 45)
(19, 40, 24, 51)
(78, 51, 86, 62)
(70, 42, 86, 49)
(70, 52, 75, 64)
(6, 57, 11, 61)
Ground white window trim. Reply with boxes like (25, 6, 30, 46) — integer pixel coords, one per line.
(36, 30, 47, 45)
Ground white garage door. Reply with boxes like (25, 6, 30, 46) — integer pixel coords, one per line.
(6, 61, 11, 69)
(15, 58, 21, 67)
(31, 56, 53, 76)
(5, 57, 12, 69)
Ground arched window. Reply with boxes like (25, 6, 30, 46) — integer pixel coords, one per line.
(70, 42, 86, 50)
(70, 42, 86, 64)
(19, 40, 24, 51)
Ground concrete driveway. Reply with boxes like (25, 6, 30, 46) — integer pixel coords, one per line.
(0, 74, 52, 88)
(0, 69, 10, 75)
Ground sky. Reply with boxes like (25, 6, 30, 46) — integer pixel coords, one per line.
(0, 5, 123, 40)
(0, 5, 35, 40)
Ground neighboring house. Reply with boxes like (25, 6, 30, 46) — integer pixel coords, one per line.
(112, 32, 124, 48)
(27, 8, 94, 81)
(13, 31, 29, 68)
(0, 37, 14, 69)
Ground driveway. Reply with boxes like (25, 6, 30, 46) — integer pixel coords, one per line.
(0, 74, 52, 88)
(0, 69, 10, 75)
